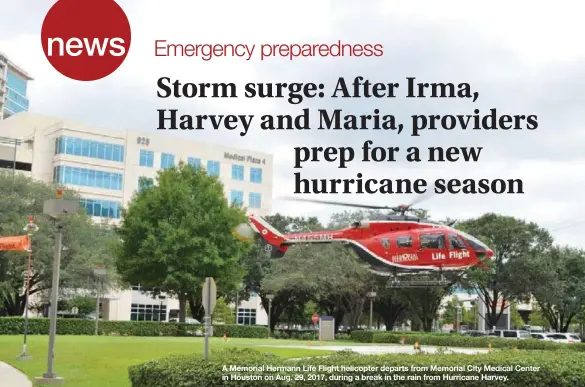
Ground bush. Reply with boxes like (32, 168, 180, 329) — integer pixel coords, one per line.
(129, 347, 585, 386)
(351, 330, 585, 352)
(0, 317, 268, 338)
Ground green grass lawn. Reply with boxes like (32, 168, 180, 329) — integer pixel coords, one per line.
(0, 336, 336, 387)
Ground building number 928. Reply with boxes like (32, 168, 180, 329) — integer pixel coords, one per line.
(137, 137, 150, 146)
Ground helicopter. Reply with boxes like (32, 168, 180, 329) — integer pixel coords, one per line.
(233, 196, 494, 286)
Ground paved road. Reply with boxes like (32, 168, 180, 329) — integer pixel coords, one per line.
(259, 344, 490, 355)
(0, 361, 31, 387)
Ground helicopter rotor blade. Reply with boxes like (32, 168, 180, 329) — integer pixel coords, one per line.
(279, 196, 396, 210)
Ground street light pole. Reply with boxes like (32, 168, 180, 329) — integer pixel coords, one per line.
(36, 188, 78, 385)
(45, 225, 63, 379)
(366, 291, 377, 330)
(18, 216, 38, 360)
(266, 294, 274, 336)
(93, 267, 107, 335)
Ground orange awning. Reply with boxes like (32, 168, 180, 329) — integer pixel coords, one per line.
(0, 235, 29, 252)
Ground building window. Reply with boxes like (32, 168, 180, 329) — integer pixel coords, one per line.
(207, 160, 220, 176)
(80, 198, 122, 219)
(138, 176, 154, 192)
(188, 157, 201, 169)
(230, 190, 243, 207)
(53, 165, 123, 190)
(161, 153, 175, 169)
(232, 165, 244, 180)
(54, 136, 125, 163)
(6, 70, 28, 95)
(139, 150, 154, 167)
(250, 167, 262, 184)
(249, 192, 261, 208)
(237, 308, 257, 325)
(130, 303, 167, 322)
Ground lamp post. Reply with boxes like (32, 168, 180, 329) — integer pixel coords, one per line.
(93, 266, 107, 335)
(456, 302, 462, 333)
(266, 294, 274, 335)
(366, 291, 377, 330)
(35, 188, 78, 386)
(17, 216, 39, 360)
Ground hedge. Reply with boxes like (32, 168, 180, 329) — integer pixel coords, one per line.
(0, 317, 268, 338)
(129, 347, 585, 386)
(351, 330, 585, 351)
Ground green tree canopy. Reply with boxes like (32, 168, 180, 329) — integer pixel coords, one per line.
(0, 172, 118, 316)
(114, 162, 250, 322)
(458, 213, 553, 327)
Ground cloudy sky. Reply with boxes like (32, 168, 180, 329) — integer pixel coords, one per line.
(1, 0, 584, 247)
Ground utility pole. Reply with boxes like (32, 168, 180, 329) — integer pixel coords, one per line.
(18, 216, 38, 360)
(266, 294, 274, 336)
(36, 188, 78, 386)
(93, 266, 107, 335)
(366, 291, 377, 330)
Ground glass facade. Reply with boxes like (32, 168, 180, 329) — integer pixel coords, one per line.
(3, 70, 29, 117)
(139, 150, 154, 167)
(230, 190, 243, 206)
(55, 136, 124, 163)
(232, 164, 244, 180)
(237, 308, 256, 325)
(249, 192, 261, 208)
(130, 303, 167, 321)
(80, 198, 122, 219)
(207, 160, 220, 176)
(188, 157, 201, 169)
(250, 167, 262, 183)
(53, 165, 123, 190)
(161, 153, 175, 169)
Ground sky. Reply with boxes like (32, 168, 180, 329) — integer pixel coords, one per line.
(1, 0, 584, 247)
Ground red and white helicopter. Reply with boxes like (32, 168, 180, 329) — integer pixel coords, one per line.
(234, 197, 494, 285)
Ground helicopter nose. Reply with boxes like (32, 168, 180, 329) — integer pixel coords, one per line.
(486, 249, 494, 259)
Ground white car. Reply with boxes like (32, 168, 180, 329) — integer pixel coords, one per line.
(489, 330, 532, 339)
(546, 333, 581, 343)
(530, 333, 554, 341)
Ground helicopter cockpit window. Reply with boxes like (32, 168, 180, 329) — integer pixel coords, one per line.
(420, 234, 446, 249)
(396, 236, 412, 248)
(449, 234, 467, 249)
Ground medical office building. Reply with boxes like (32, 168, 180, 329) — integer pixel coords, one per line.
(0, 111, 273, 325)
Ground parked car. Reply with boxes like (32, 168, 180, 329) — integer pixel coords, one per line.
(461, 330, 487, 337)
(488, 330, 532, 339)
(530, 333, 554, 341)
(546, 333, 581, 343)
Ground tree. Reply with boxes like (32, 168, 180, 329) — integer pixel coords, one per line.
(212, 296, 235, 324)
(0, 172, 118, 316)
(114, 162, 250, 322)
(528, 304, 548, 327)
(371, 276, 409, 331)
(510, 301, 526, 328)
(457, 213, 553, 328)
(524, 246, 585, 332)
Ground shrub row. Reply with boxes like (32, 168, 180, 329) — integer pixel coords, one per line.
(129, 347, 585, 386)
(0, 317, 268, 338)
(351, 330, 585, 351)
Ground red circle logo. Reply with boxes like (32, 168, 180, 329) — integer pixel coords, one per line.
(41, 0, 131, 81)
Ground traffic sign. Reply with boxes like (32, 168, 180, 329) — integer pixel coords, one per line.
(202, 277, 217, 314)
(312, 313, 319, 324)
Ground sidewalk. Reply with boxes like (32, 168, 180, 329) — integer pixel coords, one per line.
(0, 362, 32, 387)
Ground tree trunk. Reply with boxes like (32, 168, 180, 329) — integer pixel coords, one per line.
(178, 293, 186, 323)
